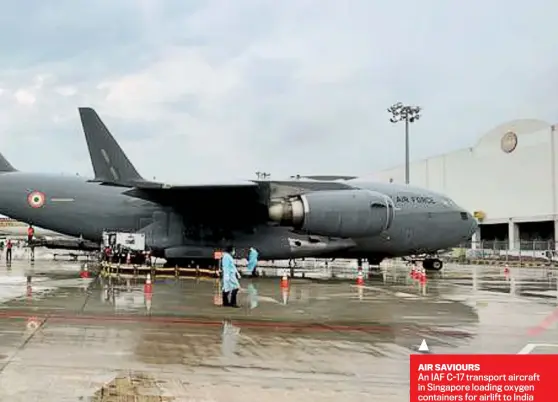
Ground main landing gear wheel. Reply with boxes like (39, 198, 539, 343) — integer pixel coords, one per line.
(422, 258, 444, 271)
(422, 258, 443, 271)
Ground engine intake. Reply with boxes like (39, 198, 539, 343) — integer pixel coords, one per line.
(268, 189, 394, 238)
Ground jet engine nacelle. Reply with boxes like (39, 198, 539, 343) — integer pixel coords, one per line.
(268, 189, 394, 238)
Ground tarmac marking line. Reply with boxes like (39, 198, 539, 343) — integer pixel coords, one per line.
(0, 315, 47, 374)
(517, 343, 558, 354)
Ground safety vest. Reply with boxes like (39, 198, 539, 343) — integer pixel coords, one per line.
(27, 227, 34, 236)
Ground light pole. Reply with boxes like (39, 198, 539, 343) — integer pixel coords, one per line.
(387, 102, 422, 184)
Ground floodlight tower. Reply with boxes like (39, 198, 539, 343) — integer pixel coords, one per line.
(387, 102, 422, 184)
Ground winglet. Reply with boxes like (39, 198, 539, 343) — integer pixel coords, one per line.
(0, 152, 16, 172)
(78, 107, 144, 184)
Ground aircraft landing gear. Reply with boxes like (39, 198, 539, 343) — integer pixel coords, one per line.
(423, 258, 443, 271)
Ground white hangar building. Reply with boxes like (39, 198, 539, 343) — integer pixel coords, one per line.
(372, 119, 558, 251)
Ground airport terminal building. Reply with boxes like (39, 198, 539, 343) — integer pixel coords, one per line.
(372, 119, 558, 251)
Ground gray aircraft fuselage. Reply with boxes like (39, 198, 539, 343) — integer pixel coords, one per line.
(0, 172, 477, 261)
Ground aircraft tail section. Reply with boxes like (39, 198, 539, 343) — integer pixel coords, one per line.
(78, 107, 144, 185)
(0, 153, 16, 172)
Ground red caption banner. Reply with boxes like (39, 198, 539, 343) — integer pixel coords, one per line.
(410, 354, 556, 401)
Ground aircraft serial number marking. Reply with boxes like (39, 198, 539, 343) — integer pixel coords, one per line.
(394, 195, 435, 204)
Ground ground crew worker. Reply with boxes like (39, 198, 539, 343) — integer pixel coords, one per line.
(246, 247, 259, 277)
(5, 239, 12, 262)
(27, 224, 35, 243)
(221, 245, 241, 308)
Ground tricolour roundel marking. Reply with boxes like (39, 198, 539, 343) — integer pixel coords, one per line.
(27, 191, 46, 208)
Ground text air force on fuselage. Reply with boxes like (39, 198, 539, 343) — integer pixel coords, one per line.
(393, 195, 436, 205)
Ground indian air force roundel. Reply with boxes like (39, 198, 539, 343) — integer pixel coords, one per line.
(27, 191, 46, 208)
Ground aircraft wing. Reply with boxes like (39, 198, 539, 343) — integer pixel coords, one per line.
(123, 179, 266, 210)
(78, 107, 350, 211)
(121, 181, 269, 220)
(129, 179, 259, 190)
(299, 175, 358, 181)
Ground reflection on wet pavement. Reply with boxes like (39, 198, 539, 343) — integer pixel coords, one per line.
(0, 261, 555, 401)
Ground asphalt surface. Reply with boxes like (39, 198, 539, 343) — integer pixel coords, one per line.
(0, 258, 556, 401)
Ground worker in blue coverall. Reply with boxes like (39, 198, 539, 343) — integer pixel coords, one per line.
(246, 247, 259, 277)
(221, 245, 241, 307)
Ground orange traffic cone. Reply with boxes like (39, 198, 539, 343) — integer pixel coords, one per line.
(419, 268, 427, 285)
(504, 265, 510, 276)
(410, 265, 416, 278)
(356, 270, 364, 286)
(280, 273, 289, 289)
(80, 265, 89, 278)
(144, 273, 153, 294)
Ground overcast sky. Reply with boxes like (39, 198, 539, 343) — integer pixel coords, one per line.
(0, 0, 557, 182)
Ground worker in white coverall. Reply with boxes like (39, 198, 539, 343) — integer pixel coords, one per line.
(221, 246, 241, 308)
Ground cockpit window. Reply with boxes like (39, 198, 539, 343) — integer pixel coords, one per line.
(442, 198, 456, 207)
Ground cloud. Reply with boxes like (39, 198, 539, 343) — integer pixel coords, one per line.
(55, 86, 77, 97)
(0, 0, 557, 181)
(14, 90, 36, 105)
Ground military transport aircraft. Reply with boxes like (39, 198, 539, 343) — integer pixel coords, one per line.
(0, 108, 476, 271)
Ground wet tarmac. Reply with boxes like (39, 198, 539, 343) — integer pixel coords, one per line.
(0, 260, 556, 401)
